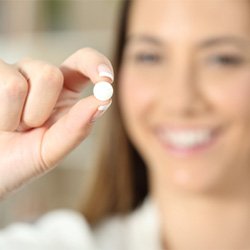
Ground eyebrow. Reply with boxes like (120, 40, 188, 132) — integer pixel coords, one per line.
(126, 34, 164, 46)
(198, 36, 250, 49)
(126, 34, 250, 49)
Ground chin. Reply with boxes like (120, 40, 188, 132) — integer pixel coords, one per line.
(151, 157, 231, 195)
(171, 173, 221, 194)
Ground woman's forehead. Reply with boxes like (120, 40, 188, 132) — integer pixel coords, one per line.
(127, 0, 250, 41)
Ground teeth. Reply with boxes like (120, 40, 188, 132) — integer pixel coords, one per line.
(160, 130, 212, 149)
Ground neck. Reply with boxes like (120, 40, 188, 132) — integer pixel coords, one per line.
(151, 177, 250, 250)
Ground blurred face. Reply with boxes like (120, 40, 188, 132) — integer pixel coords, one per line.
(119, 0, 250, 193)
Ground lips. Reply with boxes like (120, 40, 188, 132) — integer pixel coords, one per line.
(155, 126, 220, 155)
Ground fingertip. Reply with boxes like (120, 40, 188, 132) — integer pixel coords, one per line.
(97, 64, 114, 82)
(60, 48, 115, 93)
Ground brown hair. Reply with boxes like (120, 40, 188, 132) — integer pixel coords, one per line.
(81, 0, 149, 226)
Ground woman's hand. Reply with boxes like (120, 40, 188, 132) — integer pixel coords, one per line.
(0, 48, 113, 197)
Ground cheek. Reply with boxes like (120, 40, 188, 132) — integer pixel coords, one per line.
(118, 70, 157, 120)
(205, 75, 250, 118)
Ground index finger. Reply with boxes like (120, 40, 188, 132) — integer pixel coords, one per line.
(60, 48, 114, 93)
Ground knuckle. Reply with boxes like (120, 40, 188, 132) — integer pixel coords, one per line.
(76, 48, 112, 67)
(4, 75, 28, 98)
(41, 65, 64, 87)
(77, 47, 95, 55)
(0, 58, 11, 67)
(76, 47, 101, 59)
(18, 57, 33, 65)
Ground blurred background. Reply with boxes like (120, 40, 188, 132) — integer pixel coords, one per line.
(0, 0, 122, 228)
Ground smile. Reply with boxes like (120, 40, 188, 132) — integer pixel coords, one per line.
(156, 127, 220, 156)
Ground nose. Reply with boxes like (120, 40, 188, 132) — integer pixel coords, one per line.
(161, 63, 207, 117)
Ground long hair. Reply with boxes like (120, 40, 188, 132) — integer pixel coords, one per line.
(81, 0, 149, 226)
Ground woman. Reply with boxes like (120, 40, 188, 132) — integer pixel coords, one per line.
(1, 0, 250, 249)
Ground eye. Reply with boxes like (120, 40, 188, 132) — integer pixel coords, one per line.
(134, 52, 163, 64)
(207, 54, 244, 67)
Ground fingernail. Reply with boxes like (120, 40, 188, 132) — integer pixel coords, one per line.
(91, 101, 112, 122)
(98, 64, 114, 82)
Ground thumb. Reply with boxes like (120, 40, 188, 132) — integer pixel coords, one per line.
(40, 96, 110, 167)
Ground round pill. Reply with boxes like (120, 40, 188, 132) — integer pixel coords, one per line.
(93, 81, 113, 101)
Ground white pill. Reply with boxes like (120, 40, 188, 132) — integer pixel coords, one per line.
(93, 81, 113, 101)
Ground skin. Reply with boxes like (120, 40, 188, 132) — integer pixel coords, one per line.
(1, 0, 250, 248)
(119, 0, 250, 249)
(0, 48, 113, 196)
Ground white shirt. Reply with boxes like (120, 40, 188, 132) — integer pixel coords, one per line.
(0, 198, 162, 250)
